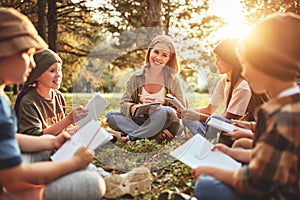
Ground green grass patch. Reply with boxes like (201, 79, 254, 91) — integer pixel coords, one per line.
(9, 92, 220, 199)
(63, 92, 212, 199)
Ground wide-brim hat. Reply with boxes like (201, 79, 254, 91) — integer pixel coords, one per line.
(0, 8, 48, 58)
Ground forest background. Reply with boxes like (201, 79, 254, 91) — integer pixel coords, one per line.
(1, 0, 299, 199)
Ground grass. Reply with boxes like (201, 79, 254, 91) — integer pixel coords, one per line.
(8, 91, 217, 199)
(63, 92, 214, 199)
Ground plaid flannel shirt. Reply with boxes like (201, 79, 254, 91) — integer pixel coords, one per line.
(233, 93, 300, 200)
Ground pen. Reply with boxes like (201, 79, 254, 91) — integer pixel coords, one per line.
(87, 126, 101, 149)
(185, 100, 188, 110)
(215, 132, 221, 144)
(238, 112, 248, 121)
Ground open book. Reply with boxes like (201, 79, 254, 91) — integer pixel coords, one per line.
(76, 93, 109, 126)
(51, 119, 113, 162)
(165, 94, 186, 110)
(207, 117, 252, 133)
(132, 102, 160, 117)
(170, 134, 241, 170)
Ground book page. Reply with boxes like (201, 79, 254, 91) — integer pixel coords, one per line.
(207, 117, 252, 133)
(165, 94, 186, 110)
(170, 134, 241, 170)
(51, 119, 112, 162)
(76, 93, 109, 126)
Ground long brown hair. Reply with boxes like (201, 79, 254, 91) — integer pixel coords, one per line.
(213, 39, 243, 109)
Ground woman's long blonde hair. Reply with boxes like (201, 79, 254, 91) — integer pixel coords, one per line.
(145, 35, 180, 73)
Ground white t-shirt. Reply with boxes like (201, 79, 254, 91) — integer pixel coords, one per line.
(141, 86, 166, 104)
(210, 77, 252, 116)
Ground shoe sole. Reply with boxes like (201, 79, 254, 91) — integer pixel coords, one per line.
(104, 166, 152, 199)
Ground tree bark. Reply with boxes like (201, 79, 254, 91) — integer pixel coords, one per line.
(48, 0, 57, 51)
(146, 0, 162, 44)
(37, 0, 47, 41)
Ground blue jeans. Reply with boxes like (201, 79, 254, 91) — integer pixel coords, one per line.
(194, 175, 262, 200)
(182, 118, 206, 136)
(183, 115, 231, 139)
(106, 106, 182, 141)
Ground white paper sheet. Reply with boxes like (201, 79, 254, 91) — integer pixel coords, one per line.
(76, 93, 109, 126)
(170, 134, 241, 170)
(207, 117, 252, 133)
(51, 119, 112, 162)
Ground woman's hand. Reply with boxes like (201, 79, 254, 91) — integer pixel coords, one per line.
(141, 96, 156, 104)
(223, 129, 254, 141)
(190, 166, 213, 180)
(67, 106, 88, 123)
(232, 120, 256, 130)
(211, 143, 231, 155)
(181, 109, 201, 121)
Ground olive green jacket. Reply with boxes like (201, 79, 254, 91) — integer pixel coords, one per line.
(120, 66, 185, 117)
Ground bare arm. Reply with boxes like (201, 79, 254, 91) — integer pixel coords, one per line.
(16, 131, 71, 152)
(0, 146, 93, 191)
(43, 106, 87, 136)
(191, 166, 235, 187)
(181, 103, 213, 122)
(194, 103, 213, 115)
(212, 143, 253, 163)
(223, 129, 254, 141)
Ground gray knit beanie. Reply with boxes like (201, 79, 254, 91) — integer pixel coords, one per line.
(25, 48, 62, 85)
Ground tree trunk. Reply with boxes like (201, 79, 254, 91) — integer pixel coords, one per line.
(37, 0, 47, 41)
(146, 0, 162, 44)
(47, 0, 57, 51)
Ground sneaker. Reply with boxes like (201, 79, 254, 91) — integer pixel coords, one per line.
(104, 166, 152, 199)
(107, 129, 123, 143)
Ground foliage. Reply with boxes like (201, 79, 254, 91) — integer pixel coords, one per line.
(241, 0, 300, 24)
(5, 91, 217, 199)
(64, 92, 212, 199)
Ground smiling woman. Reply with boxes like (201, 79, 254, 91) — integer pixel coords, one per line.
(209, 0, 251, 39)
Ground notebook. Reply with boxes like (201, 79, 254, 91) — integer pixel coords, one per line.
(51, 119, 113, 162)
(132, 102, 160, 117)
(170, 134, 241, 170)
(165, 93, 186, 110)
(75, 93, 109, 126)
(207, 117, 252, 133)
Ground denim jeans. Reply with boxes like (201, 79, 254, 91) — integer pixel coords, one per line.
(182, 118, 206, 136)
(106, 106, 182, 140)
(194, 175, 263, 200)
(194, 175, 241, 200)
(183, 115, 231, 139)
